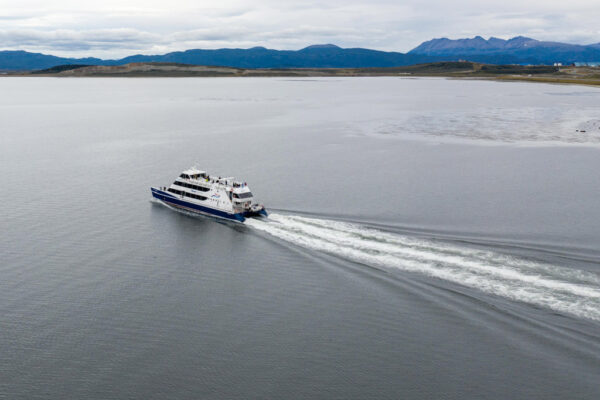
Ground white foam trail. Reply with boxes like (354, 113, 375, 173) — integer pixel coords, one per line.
(246, 214, 600, 321)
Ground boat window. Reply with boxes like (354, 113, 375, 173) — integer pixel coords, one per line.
(173, 181, 210, 192)
(179, 174, 190, 179)
(168, 187, 206, 201)
(187, 193, 206, 201)
(233, 192, 253, 199)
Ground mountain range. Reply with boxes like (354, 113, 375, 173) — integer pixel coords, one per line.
(409, 36, 600, 65)
(2, 37, 600, 71)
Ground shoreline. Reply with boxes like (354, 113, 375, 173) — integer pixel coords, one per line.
(3, 61, 600, 87)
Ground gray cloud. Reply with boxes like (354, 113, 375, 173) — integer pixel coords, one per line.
(0, 1, 598, 57)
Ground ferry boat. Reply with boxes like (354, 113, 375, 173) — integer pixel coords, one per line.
(150, 168, 267, 223)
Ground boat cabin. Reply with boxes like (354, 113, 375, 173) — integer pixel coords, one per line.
(180, 168, 207, 180)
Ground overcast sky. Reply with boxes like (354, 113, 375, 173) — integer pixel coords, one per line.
(1, 0, 599, 58)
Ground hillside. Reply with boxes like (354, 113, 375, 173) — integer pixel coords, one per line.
(19, 61, 600, 86)
(0, 45, 432, 71)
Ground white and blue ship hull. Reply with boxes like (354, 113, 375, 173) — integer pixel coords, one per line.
(151, 187, 267, 223)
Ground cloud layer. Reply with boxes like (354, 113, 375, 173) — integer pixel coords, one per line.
(0, 0, 599, 57)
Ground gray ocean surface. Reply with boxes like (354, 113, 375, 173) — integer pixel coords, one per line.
(1, 77, 599, 399)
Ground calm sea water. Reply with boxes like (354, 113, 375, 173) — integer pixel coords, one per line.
(1, 77, 599, 399)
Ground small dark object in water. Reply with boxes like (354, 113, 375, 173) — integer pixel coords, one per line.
(581, 130, 586, 133)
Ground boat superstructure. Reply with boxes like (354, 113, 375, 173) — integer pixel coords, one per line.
(150, 168, 267, 222)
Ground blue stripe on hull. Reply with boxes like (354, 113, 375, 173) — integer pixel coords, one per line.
(151, 187, 245, 222)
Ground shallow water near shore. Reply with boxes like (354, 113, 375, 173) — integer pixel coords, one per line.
(1, 77, 599, 399)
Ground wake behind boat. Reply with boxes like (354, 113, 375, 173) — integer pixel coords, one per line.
(151, 168, 267, 223)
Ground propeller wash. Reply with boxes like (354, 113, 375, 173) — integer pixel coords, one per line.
(246, 214, 600, 321)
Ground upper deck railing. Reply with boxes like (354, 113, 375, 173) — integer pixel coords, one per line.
(179, 175, 248, 191)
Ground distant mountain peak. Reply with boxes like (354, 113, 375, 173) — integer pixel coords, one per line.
(506, 36, 536, 45)
(508, 35, 535, 41)
(488, 37, 506, 44)
(301, 44, 341, 50)
(408, 35, 600, 64)
(410, 35, 543, 55)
